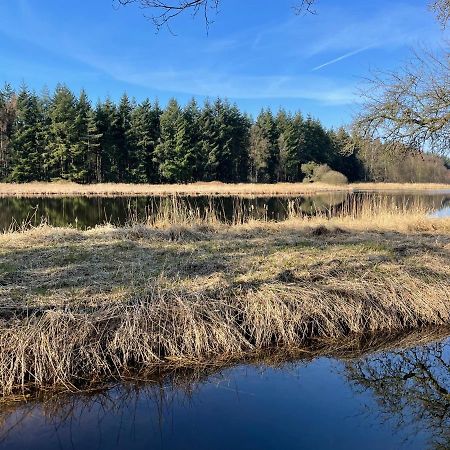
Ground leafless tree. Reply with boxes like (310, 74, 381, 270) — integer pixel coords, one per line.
(353, 0, 450, 157)
(354, 49, 450, 156)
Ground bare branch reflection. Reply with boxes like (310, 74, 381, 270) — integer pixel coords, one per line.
(345, 339, 450, 449)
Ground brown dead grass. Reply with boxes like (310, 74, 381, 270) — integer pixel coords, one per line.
(0, 181, 448, 197)
(0, 205, 449, 397)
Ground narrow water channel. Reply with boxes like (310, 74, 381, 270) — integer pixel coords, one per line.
(1, 332, 450, 449)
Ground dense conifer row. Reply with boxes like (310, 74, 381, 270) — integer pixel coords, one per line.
(0, 83, 448, 184)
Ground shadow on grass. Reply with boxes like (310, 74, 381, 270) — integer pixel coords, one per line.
(1, 225, 449, 312)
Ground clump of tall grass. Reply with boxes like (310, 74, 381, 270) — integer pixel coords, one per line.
(2, 192, 446, 236)
(285, 192, 436, 221)
(0, 266, 449, 397)
(2, 206, 43, 234)
(121, 192, 441, 231)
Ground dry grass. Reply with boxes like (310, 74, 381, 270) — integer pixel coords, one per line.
(0, 199, 449, 397)
(0, 327, 447, 413)
(0, 327, 446, 438)
(0, 181, 448, 197)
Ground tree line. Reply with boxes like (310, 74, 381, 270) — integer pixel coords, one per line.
(0, 83, 448, 184)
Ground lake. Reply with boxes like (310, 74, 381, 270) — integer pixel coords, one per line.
(1, 332, 450, 449)
(1, 190, 449, 231)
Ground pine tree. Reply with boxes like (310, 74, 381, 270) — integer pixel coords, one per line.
(154, 99, 182, 182)
(220, 102, 249, 182)
(117, 93, 135, 182)
(277, 111, 304, 181)
(96, 98, 119, 182)
(178, 98, 201, 181)
(154, 99, 201, 183)
(71, 89, 92, 183)
(214, 99, 233, 182)
(83, 109, 103, 183)
(261, 109, 280, 182)
(129, 99, 161, 183)
(46, 84, 78, 180)
(249, 123, 270, 183)
(327, 127, 363, 182)
(249, 109, 279, 182)
(37, 87, 52, 180)
(0, 84, 16, 181)
(200, 100, 220, 181)
(302, 116, 331, 165)
(208, 99, 250, 182)
(10, 86, 44, 181)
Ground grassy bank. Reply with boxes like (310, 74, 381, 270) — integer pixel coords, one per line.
(0, 203, 449, 397)
(0, 181, 449, 197)
(0, 327, 447, 410)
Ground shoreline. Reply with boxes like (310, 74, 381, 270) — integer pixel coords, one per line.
(1, 213, 449, 397)
(0, 181, 449, 198)
(0, 326, 448, 405)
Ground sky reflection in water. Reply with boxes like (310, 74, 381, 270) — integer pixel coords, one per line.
(3, 335, 450, 449)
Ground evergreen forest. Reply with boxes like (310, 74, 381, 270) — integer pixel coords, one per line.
(0, 83, 448, 184)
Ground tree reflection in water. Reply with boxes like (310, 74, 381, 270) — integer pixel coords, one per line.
(345, 339, 450, 449)
(0, 191, 448, 232)
(1, 331, 450, 449)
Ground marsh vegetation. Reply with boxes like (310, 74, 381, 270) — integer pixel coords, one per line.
(0, 193, 448, 399)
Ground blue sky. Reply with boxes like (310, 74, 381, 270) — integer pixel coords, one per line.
(0, 0, 444, 127)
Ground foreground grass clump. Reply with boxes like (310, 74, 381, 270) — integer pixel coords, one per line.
(0, 211, 449, 397)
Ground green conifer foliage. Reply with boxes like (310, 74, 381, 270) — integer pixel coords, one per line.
(10, 86, 44, 181)
(1, 82, 447, 185)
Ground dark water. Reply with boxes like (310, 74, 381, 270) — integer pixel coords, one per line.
(0, 191, 449, 231)
(2, 335, 450, 450)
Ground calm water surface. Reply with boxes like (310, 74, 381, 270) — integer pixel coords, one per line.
(0, 190, 449, 231)
(1, 335, 450, 449)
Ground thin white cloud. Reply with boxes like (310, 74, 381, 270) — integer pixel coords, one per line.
(312, 46, 374, 71)
(305, 3, 441, 57)
(0, 7, 360, 105)
(1, 0, 441, 108)
(99, 64, 360, 104)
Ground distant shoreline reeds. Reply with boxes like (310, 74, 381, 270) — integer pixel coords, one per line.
(0, 181, 448, 198)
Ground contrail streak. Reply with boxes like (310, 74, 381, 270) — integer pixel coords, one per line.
(312, 45, 374, 71)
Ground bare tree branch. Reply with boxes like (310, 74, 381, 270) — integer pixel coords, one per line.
(354, 48, 450, 156)
(430, 0, 450, 27)
(117, 0, 220, 31)
(116, 0, 318, 30)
